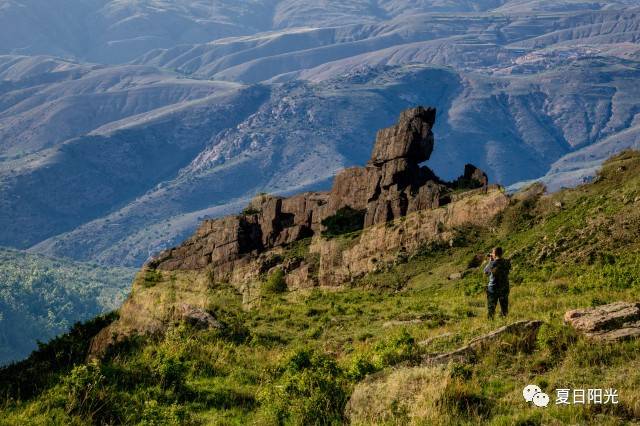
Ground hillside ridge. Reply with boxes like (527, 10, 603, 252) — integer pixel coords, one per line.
(89, 106, 509, 356)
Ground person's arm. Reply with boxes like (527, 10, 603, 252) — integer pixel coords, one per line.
(483, 260, 493, 275)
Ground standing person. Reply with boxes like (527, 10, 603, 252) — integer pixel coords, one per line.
(484, 247, 511, 320)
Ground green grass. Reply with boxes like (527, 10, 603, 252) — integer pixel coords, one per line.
(1, 151, 640, 425)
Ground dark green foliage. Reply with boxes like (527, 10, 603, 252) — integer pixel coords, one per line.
(371, 329, 420, 368)
(58, 361, 123, 424)
(449, 363, 473, 381)
(0, 248, 133, 365)
(0, 312, 117, 401)
(142, 269, 163, 288)
(536, 323, 578, 357)
(321, 207, 365, 237)
(262, 268, 287, 294)
(346, 353, 377, 381)
(242, 207, 261, 216)
(438, 379, 493, 419)
(259, 348, 348, 425)
(149, 348, 189, 391)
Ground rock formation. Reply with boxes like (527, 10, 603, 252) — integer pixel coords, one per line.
(149, 107, 453, 273)
(90, 106, 511, 358)
(421, 320, 543, 366)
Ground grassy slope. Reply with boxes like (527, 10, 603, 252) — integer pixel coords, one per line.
(0, 248, 135, 365)
(1, 151, 639, 425)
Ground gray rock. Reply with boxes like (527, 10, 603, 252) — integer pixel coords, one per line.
(179, 304, 224, 330)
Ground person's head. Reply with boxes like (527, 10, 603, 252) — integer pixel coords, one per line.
(492, 247, 503, 259)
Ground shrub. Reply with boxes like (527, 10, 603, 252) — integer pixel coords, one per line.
(142, 269, 163, 288)
(346, 353, 377, 381)
(321, 207, 365, 237)
(449, 363, 473, 381)
(371, 330, 420, 369)
(262, 268, 287, 294)
(140, 400, 191, 426)
(60, 361, 122, 424)
(437, 379, 492, 419)
(258, 348, 348, 425)
(0, 313, 117, 401)
(149, 348, 188, 391)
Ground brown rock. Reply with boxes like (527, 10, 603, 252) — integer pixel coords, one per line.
(564, 302, 640, 341)
(146, 106, 497, 286)
(369, 106, 436, 165)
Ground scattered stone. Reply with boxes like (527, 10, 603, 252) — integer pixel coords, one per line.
(564, 301, 640, 341)
(422, 320, 543, 365)
(179, 304, 224, 330)
(448, 272, 463, 281)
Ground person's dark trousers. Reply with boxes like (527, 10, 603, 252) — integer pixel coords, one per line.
(487, 289, 509, 319)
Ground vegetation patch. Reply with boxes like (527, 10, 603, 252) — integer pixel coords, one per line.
(321, 207, 366, 237)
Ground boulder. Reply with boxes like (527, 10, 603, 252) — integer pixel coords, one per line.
(564, 302, 640, 341)
(179, 304, 224, 330)
(453, 164, 489, 189)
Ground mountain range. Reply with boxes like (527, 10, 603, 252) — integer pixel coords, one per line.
(2, 1, 639, 269)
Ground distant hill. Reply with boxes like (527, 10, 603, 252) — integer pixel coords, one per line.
(0, 247, 134, 365)
(0, 2, 639, 269)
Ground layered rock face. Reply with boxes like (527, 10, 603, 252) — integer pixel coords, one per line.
(150, 106, 449, 272)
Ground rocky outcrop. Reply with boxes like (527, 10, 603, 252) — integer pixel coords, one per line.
(179, 304, 224, 330)
(89, 106, 511, 358)
(564, 302, 640, 342)
(310, 186, 509, 287)
(150, 107, 456, 273)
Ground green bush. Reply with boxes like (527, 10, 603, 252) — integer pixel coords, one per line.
(371, 329, 420, 369)
(150, 352, 188, 392)
(142, 269, 163, 288)
(262, 268, 287, 294)
(437, 379, 492, 419)
(0, 313, 118, 401)
(321, 207, 365, 237)
(140, 400, 191, 425)
(258, 348, 348, 425)
(60, 361, 122, 424)
(346, 353, 377, 381)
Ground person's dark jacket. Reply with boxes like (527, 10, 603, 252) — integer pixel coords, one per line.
(484, 258, 511, 293)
